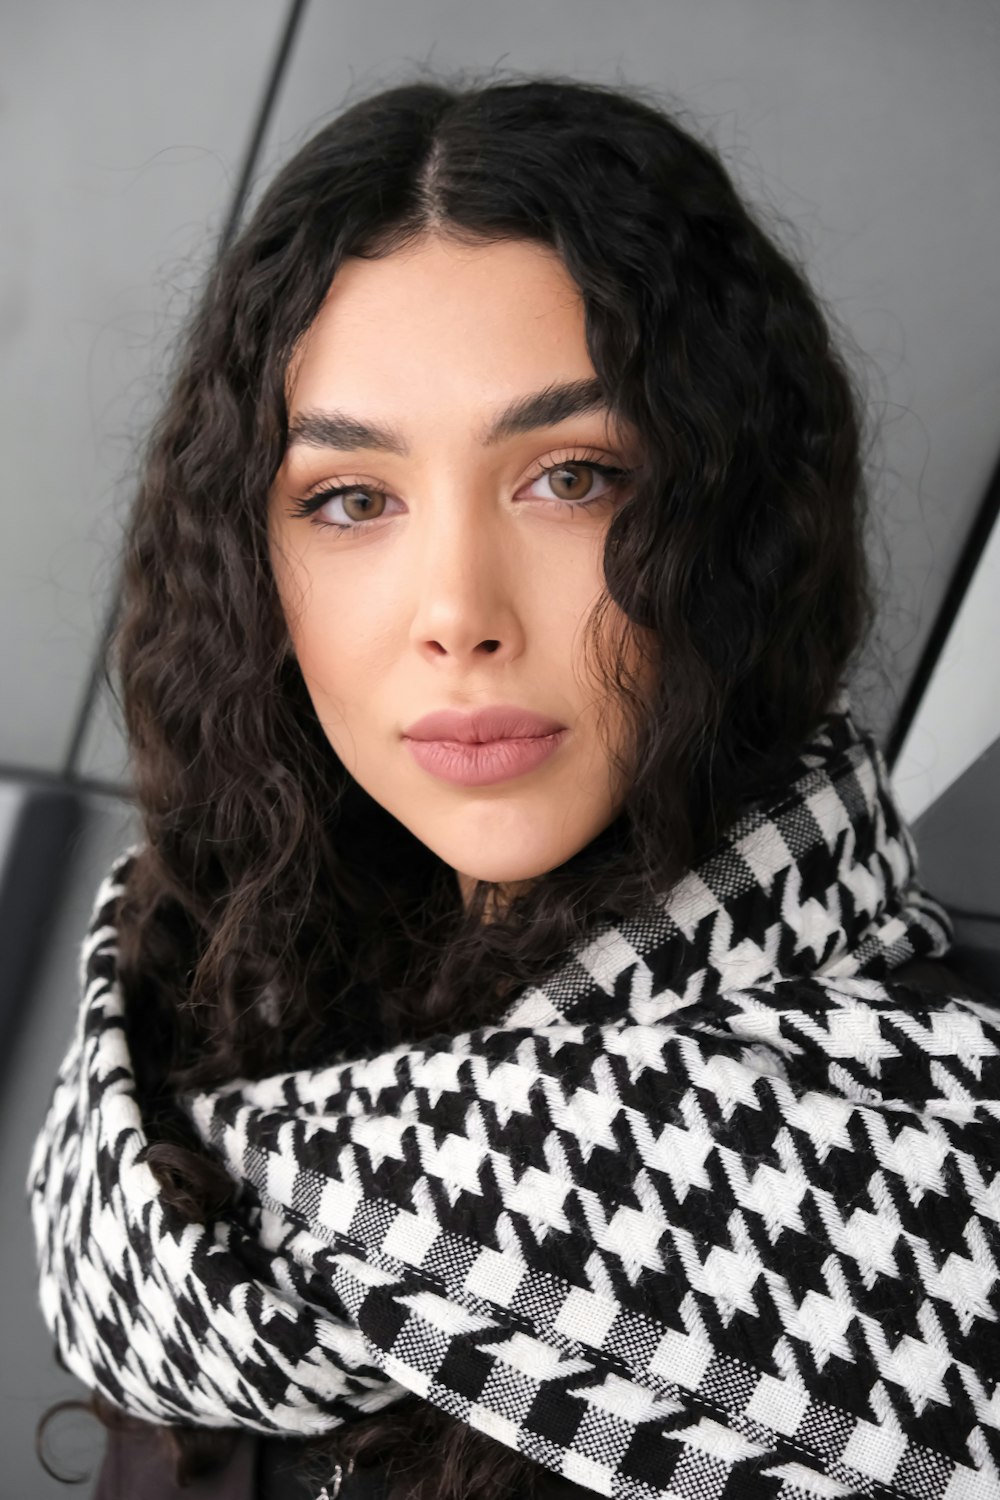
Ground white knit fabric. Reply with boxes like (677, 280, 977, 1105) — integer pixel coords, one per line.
(27, 701, 1000, 1499)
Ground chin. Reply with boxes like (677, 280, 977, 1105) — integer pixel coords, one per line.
(464, 864, 563, 882)
(402, 802, 597, 889)
(431, 828, 578, 882)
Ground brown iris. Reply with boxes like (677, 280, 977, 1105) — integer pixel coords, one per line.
(547, 463, 597, 500)
(335, 489, 383, 525)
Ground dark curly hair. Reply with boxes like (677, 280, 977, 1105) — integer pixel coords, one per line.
(38, 66, 876, 1497)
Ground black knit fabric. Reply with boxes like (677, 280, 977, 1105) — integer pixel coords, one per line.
(27, 700, 1000, 1499)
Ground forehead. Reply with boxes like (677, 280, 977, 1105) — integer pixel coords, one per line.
(286, 236, 594, 411)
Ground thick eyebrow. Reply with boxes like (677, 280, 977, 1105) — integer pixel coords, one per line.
(285, 377, 609, 456)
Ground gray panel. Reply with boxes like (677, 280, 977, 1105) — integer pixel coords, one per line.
(0, 794, 140, 1498)
(912, 731, 1000, 953)
(0, 780, 84, 1063)
(246, 0, 1000, 746)
(0, 2, 292, 774)
(911, 733, 1000, 996)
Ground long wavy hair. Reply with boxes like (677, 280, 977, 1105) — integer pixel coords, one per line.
(39, 68, 876, 1497)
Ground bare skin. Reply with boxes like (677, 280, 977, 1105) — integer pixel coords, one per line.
(268, 234, 653, 917)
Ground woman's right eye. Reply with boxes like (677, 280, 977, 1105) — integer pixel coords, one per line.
(286, 484, 397, 533)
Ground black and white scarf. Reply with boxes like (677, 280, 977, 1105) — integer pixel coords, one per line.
(27, 699, 1000, 1499)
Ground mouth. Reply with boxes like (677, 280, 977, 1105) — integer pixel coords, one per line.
(402, 729, 568, 787)
(403, 704, 567, 744)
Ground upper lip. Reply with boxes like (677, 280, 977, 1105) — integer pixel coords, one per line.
(403, 705, 567, 743)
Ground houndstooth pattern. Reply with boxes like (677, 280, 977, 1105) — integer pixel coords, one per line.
(27, 701, 1000, 1499)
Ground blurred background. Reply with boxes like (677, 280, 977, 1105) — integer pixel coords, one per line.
(2, 2, 998, 1492)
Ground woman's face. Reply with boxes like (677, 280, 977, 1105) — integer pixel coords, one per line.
(268, 234, 652, 910)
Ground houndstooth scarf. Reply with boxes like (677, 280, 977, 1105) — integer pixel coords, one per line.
(26, 699, 1000, 1499)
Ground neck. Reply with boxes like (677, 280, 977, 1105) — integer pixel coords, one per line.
(456, 871, 532, 923)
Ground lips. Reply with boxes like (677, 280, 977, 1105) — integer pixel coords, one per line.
(402, 705, 567, 744)
(402, 705, 570, 788)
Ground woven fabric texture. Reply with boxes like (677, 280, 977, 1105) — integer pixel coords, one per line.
(27, 702, 1000, 1499)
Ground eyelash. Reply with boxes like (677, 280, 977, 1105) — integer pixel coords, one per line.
(285, 452, 634, 536)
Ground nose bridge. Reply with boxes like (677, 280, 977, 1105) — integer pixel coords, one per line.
(408, 481, 518, 655)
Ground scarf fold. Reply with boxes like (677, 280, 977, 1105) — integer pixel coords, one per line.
(27, 701, 1000, 1499)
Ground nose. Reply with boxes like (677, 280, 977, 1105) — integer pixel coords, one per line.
(407, 500, 525, 668)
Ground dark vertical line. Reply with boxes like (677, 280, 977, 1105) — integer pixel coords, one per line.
(217, 0, 310, 254)
(59, 0, 310, 787)
(885, 446, 1000, 772)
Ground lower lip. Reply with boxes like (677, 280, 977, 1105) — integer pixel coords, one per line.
(403, 731, 568, 787)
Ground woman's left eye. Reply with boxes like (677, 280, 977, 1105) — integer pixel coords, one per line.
(525, 459, 632, 509)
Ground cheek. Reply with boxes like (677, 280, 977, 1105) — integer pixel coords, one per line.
(548, 540, 595, 595)
(291, 599, 364, 705)
(554, 564, 618, 688)
(275, 553, 392, 726)
(289, 618, 372, 776)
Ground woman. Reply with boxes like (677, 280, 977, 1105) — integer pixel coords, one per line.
(27, 71, 1000, 1500)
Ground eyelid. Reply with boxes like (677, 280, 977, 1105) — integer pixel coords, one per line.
(296, 467, 388, 501)
(525, 444, 622, 478)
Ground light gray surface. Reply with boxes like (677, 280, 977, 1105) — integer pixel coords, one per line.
(1, 796, 139, 1499)
(0, 2, 289, 774)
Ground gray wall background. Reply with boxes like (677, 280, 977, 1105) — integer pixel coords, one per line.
(2, 2, 997, 1494)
